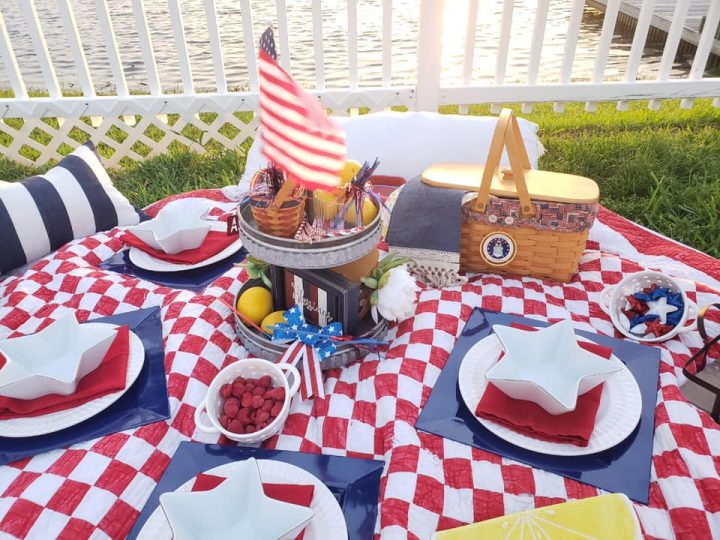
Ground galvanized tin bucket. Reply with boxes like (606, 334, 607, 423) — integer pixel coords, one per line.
(233, 281, 387, 370)
(237, 202, 382, 269)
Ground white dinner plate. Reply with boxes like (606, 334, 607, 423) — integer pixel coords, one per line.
(458, 333, 642, 456)
(129, 223, 242, 272)
(138, 459, 348, 540)
(0, 324, 145, 438)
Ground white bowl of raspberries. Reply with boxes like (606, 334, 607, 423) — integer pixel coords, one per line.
(194, 358, 301, 444)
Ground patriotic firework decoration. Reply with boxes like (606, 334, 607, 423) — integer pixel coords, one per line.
(258, 27, 346, 192)
(272, 306, 342, 399)
(621, 284, 684, 338)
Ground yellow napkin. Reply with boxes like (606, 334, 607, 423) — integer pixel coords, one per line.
(434, 494, 641, 539)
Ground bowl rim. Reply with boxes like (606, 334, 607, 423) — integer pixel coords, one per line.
(204, 358, 293, 442)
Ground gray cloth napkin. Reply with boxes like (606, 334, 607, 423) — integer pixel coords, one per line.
(386, 177, 467, 287)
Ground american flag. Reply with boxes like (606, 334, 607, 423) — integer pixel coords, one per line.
(258, 27, 346, 191)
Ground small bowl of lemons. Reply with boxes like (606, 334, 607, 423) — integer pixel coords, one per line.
(233, 280, 287, 336)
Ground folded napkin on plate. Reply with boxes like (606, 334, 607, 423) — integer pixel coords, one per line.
(121, 230, 236, 264)
(193, 473, 315, 540)
(0, 325, 130, 419)
(475, 323, 613, 447)
(385, 177, 467, 288)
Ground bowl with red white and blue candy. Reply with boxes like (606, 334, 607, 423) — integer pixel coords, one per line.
(620, 284, 684, 338)
(601, 271, 697, 343)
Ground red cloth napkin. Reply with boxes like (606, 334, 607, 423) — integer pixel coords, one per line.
(475, 323, 614, 447)
(0, 325, 130, 419)
(193, 473, 315, 540)
(121, 231, 236, 264)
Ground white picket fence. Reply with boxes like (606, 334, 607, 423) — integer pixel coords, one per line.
(0, 0, 719, 167)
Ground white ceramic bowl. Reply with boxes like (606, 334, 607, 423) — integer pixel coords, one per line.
(599, 270, 697, 343)
(485, 321, 624, 415)
(160, 458, 313, 540)
(131, 207, 211, 255)
(194, 358, 300, 444)
(0, 316, 117, 399)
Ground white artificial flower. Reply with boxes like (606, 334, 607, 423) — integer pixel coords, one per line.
(375, 265, 419, 322)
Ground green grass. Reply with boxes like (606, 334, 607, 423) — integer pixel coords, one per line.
(1, 99, 718, 258)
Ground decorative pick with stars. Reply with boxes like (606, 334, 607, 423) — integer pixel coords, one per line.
(160, 458, 314, 540)
(129, 204, 211, 255)
(485, 320, 623, 415)
(0, 314, 117, 400)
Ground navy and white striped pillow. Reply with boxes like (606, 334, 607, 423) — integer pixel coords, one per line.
(0, 142, 141, 273)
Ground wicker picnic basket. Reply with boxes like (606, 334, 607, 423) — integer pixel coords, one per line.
(422, 109, 599, 283)
(249, 168, 306, 238)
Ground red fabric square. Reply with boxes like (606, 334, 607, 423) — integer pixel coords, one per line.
(2, 472, 40, 497)
(334, 380, 357, 400)
(352, 400, 376, 424)
(57, 518, 94, 540)
(91, 433, 131, 459)
(322, 417, 348, 449)
(95, 460, 136, 496)
(443, 458, 473, 489)
(97, 499, 139, 540)
(502, 464, 535, 495)
(0, 499, 43, 538)
(380, 497, 410, 530)
(472, 488, 505, 522)
(669, 425, 711, 455)
(139, 450, 172, 482)
(436, 516, 467, 532)
(388, 446, 420, 474)
(47, 480, 91, 515)
(668, 507, 712, 539)
(695, 478, 720, 513)
(134, 423, 170, 446)
(47, 450, 86, 477)
(400, 359, 427, 381)
(375, 374, 399, 399)
(178, 334, 209, 355)
(653, 450, 690, 479)
(190, 357, 220, 386)
(413, 474, 445, 514)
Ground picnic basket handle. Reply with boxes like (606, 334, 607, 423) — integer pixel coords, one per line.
(473, 109, 536, 217)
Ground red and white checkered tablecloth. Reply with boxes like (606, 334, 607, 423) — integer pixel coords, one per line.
(0, 189, 719, 540)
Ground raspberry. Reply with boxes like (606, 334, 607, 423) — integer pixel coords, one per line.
(228, 419, 244, 433)
(219, 414, 229, 428)
(252, 386, 265, 397)
(257, 411, 270, 424)
(245, 383, 255, 393)
(271, 402, 283, 417)
(261, 400, 273, 412)
(251, 395, 264, 408)
(231, 384, 245, 399)
(238, 407, 251, 422)
(232, 376, 245, 386)
(220, 384, 232, 399)
(258, 375, 272, 388)
(241, 393, 253, 408)
(274, 388, 286, 402)
(223, 398, 240, 417)
(245, 424, 256, 434)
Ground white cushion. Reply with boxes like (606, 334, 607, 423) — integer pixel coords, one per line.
(240, 111, 542, 190)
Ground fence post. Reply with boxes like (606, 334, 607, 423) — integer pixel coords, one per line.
(415, 0, 444, 112)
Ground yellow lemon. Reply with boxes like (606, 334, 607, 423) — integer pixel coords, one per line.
(345, 196, 378, 227)
(340, 160, 363, 184)
(261, 310, 287, 335)
(236, 286, 273, 325)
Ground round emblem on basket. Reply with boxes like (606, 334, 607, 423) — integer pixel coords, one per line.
(480, 232, 517, 266)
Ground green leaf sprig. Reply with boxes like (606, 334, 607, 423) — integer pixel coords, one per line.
(360, 253, 413, 305)
(237, 256, 272, 289)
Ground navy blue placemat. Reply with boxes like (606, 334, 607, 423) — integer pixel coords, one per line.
(415, 308, 660, 504)
(99, 248, 246, 292)
(129, 442, 384, 540)
(0, 307, 170, 465)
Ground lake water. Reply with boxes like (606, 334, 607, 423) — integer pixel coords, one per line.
(0, 0, 693, 94)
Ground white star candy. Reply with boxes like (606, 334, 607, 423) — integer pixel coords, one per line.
(485, 320, 624, 415)
(130, 204, 210, 255)
(160, 458, 313, 540)
(0, 314, 117, 400)
(645, 296, 678, 324)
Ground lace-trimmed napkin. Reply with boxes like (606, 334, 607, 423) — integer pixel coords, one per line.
(386, 177, 467, 288)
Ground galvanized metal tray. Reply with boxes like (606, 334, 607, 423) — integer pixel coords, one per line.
(238, 202, 381, 269)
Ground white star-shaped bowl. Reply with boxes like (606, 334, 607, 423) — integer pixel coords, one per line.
(485, 320, 624, 415)
(130, 205, 211, 255)
(160, 458, 314, 540)
(0, 315, 117, 400)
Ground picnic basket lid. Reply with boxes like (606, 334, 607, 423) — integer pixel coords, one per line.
(421, 109, 599, 206)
